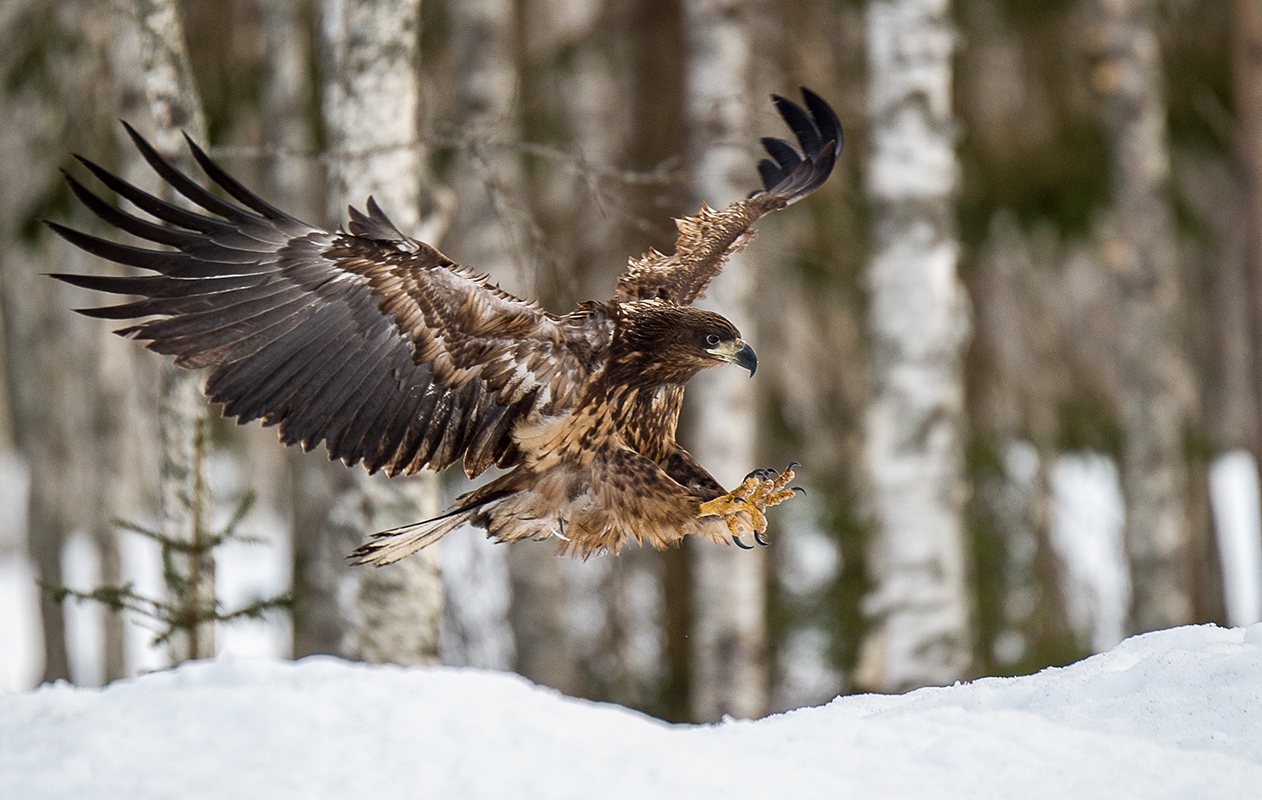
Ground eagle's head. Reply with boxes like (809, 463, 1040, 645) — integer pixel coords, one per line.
(615, 303, 757, 386)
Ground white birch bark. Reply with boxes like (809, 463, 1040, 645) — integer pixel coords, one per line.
(857, 0, 973, 692)
(1094, 0, 1196, 633)
(132, 0, 215, 663)
(320, 0, 443, 665)
(684, 0, 766, 722)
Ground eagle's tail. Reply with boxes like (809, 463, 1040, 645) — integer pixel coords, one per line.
(347, 488, 512, 566)
(348, 506, 476, 566)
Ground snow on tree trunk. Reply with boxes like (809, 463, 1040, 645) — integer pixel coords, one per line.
(320, 0, 443, 666)
(857, 0, 973, 692)
(133, 0, 215, 663)
(684, 0, 766, 722)
(1093, 0, 1197, 634)
(447, 0, 578, 689)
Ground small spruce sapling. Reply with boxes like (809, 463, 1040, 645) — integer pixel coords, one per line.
(43, 491, 294, 663)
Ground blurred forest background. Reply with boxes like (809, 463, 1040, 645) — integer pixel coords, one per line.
(3, 0, 1262, 724)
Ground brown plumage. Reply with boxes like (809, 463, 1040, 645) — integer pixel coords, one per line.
(48, 88, 843, 562)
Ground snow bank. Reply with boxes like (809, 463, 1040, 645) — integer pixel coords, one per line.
(3, 624, 1260, 800)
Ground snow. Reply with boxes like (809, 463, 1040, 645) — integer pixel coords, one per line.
(1049, 452, 1131, 651)
(0, 555, 39, 691)
(0, 448, 293, 691)
(1210, 450, 1262, 627)
(3, 624, 1261, 799)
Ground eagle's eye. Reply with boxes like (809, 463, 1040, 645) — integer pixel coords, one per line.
(705, 334, 720, 346)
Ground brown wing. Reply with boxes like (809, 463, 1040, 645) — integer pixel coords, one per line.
(47, 124, 601, 479)
(616, 88, 843, 305)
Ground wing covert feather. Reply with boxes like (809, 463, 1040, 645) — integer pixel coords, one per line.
(617, 88, 843, 305)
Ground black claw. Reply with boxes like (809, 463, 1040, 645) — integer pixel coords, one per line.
(745, 468, 770, 481)
(786, 461, 801, 472)
(792, 486, 807, 496)
(754, 531, 771, 546)
(732, 536, 754, 550)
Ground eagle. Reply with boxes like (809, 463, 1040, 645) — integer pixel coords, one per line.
(48, 88, 842, 563)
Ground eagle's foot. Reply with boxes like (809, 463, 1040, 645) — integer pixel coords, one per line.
(699, 463, 801, 548)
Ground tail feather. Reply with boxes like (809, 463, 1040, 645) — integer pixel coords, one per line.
(348, 485, 514, 566)
(349, 508, 474, 566)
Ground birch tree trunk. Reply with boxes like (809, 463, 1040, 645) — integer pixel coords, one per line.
(684, 0, 766, 722)
(448, 0, 577, 690)
(1093, 0, 1197, 634)
(857, 0, 973, 692)
(319, 0, 444, 665)
(132, 0, 216, 663)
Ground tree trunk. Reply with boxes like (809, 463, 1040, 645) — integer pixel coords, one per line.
(857, 0, 973, 692)
(133, 0, 215, 663)
(968, 212, 1082, 670)
(625, 0, 689, 721)
(89, 286, 134, 682)
(256, 0, 352, 661)
(1093, 0, 1197, 634)
(2, 244, 74, 683)
(0, 0, 136, 684)
(261, 0, 322, 226)
(683, 0, 766, 722)
(319, 0, 444, 665)
(448, 0, 579, 691)
(1233, 0, 1262, 592)
(522, 0, 669, 706)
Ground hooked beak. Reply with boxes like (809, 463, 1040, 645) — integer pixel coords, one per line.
(707, 339, 758, 377)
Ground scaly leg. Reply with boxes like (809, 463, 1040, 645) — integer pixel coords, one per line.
(698, 463, 803, 548)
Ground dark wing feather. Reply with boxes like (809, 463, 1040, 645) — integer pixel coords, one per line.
(616, 87, 843, 305)
(49, 129, 598, 478)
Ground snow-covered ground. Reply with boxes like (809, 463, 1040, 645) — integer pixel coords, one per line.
(4, 448, 1262, 797)
(2, 623, 1260, 799)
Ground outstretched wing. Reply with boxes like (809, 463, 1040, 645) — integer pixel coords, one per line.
(616, 88, 843, 305)
(48, 124, 600, 479)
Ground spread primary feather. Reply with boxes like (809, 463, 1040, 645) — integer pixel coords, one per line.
(48, 89, 843, 562)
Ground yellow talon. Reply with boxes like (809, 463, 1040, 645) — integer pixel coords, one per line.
(698, 463, 801, 547)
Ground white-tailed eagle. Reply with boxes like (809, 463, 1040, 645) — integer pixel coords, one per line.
(49, 88, 843, 563)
